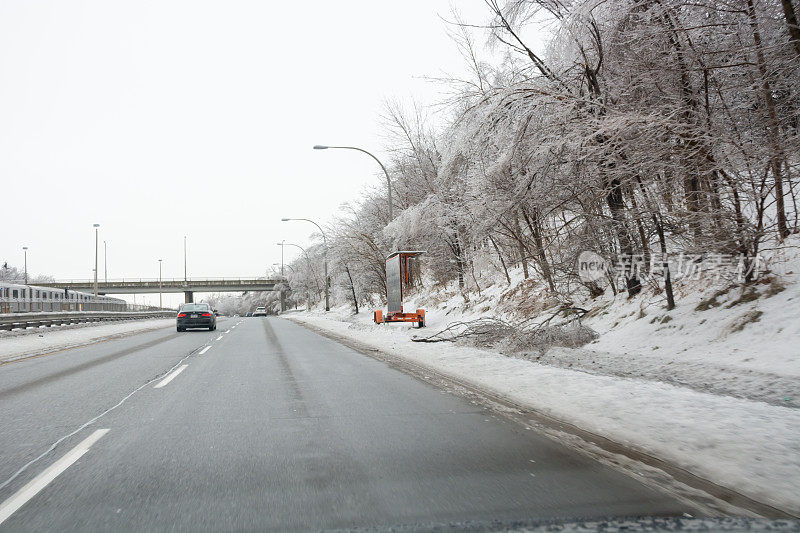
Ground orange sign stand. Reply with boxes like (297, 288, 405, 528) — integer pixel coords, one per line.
(373, 251, 425, 328)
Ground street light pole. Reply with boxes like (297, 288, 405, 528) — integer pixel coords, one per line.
(184, 235, 188, 284)
(276, 242, 287, 313)
(22, 246, 28, 285)
(104, 240, 107, 284)
(313, 145, 393, 220)
(277, 241, 285, 277)
(158, 259, 163, 309)
(281, 218, 329, 311)
(93, 224, 100, 298)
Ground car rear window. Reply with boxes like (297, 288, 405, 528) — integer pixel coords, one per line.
(180, 304, 210, 312)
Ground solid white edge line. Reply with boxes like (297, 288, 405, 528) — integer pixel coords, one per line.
(198, 346, 211, 355)
(0, 429, 110, 525)
(153, 364, 188, 388)
(216, 335, 223, 341)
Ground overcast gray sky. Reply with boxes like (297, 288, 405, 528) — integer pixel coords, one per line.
(0, 1, 492, 304)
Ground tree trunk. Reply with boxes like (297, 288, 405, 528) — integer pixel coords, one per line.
(718, 168, 750, 256)
(512, 217, 529, 279)
(747, 0, 790, 238)
(489, 235, 512, 285)
(344, 264, 359, 314)
(450, 233, 466, 289)
(470, 259, 482, 296)
(626, 187, 650, 261)
(606, 176, 642, 297)
(654, 213, 675, 310)
(780, 0, 800, 57)
(661, 8, 713, 239)
(521, 208, 556, 292)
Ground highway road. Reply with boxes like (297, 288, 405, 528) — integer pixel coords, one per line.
(0, 316, 694, 530)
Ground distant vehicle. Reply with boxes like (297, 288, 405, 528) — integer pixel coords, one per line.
(176, 303, 217, 332)
(253, 307, 267, 317)
(245, 312, 252, 317)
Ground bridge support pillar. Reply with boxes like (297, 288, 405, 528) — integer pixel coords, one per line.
(184, 291, 194, 303)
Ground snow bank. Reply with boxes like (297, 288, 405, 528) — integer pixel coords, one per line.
(0, 318, 174, 363)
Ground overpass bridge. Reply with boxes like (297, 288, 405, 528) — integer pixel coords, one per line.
(38, 277, 284, 303)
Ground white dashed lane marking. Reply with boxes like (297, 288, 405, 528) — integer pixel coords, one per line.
(198, 346, 211, 355)
(0, 429, 110, 525)
(154, 365, 188, 389)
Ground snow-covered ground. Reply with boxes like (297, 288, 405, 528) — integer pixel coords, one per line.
(0, 318, 174, 363)
(285, 241, 800, 515)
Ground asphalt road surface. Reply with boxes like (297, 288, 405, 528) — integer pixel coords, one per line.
(0, 316, 694, 531)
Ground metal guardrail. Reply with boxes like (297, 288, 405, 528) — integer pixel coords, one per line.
(35, 278, 283, 294)
(84, 280, 278, 288)
(0, 311, 174, 331)
(42, 277, 279, 284)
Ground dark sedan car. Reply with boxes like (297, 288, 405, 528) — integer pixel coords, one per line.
(176, 303, 217, 332)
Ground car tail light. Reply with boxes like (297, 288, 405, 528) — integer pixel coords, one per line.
(177, 313, 187, 317)
(201, 312, 212, 317)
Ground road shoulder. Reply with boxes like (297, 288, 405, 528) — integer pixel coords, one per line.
(0, 319, 175, 364)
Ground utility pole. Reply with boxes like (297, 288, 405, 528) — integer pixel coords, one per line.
(184, 235, 188, 284)
(276, 243, 286, 313)
(104, 240, 107, 284)
(93, 224, 100, 298)
(278, 241, 285, 277)
(22, 246, 28, 284)
(158, 259, 163, 309)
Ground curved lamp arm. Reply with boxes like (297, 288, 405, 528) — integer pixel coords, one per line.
(313, 145, 393, 220)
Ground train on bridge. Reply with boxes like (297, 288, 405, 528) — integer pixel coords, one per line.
(0, 282, 126, 313)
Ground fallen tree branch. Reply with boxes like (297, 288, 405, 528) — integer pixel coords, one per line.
(411, 307, 595, 353)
